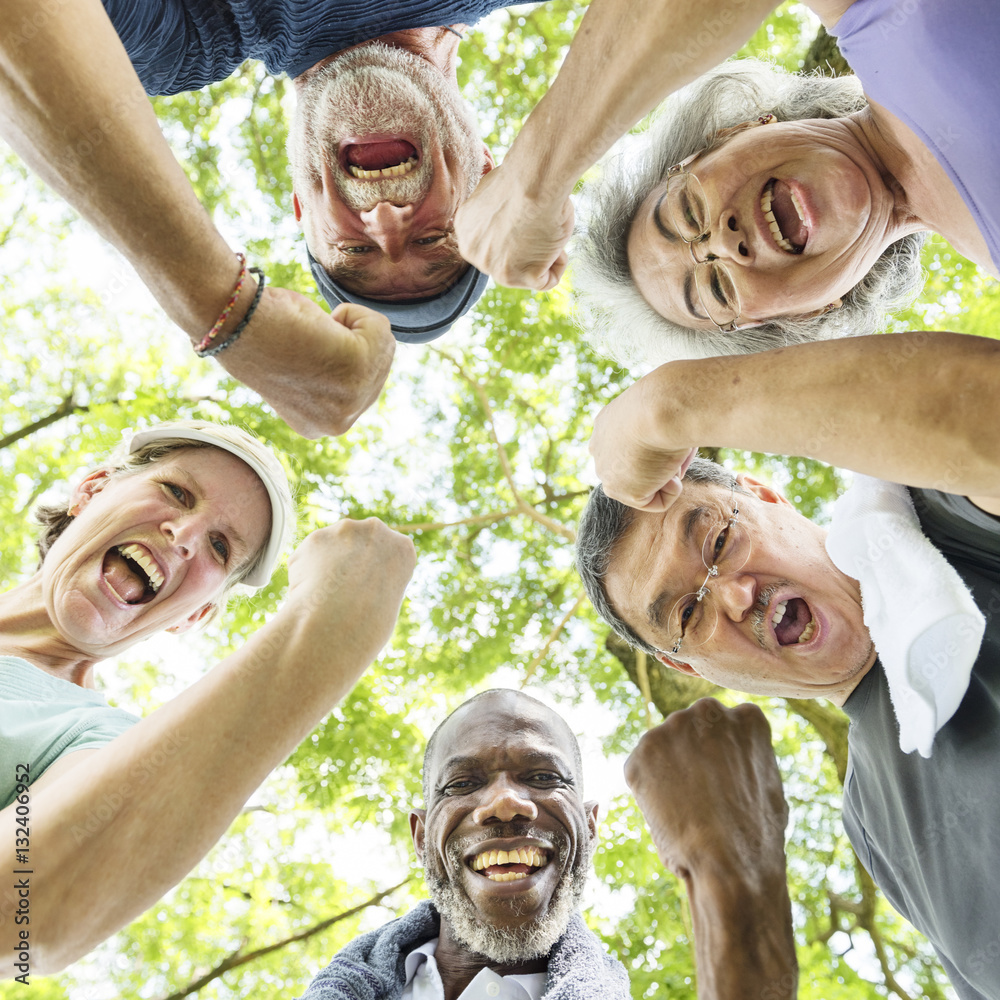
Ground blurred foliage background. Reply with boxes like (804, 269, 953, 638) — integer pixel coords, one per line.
(2, 1, 998, 997)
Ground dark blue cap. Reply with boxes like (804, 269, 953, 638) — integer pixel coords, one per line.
(308, 248, 489, 345)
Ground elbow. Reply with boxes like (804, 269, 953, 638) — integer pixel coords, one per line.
(2, 935, 78, 981)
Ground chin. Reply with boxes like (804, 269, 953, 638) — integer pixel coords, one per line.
(425, 840, 591, 964)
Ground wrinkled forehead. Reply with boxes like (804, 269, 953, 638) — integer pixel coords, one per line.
(613, 484, 733, 568)
(429, 693, 580, 784)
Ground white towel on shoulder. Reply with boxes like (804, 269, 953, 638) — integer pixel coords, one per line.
(825, 474, 985, 757)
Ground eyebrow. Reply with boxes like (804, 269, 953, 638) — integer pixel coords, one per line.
(327, 254, 466, 296)
(653, 192, 707, 322)
(646, 505, 710, 630)
(652, 191, 679, 243)
(683, 272, 708, 322)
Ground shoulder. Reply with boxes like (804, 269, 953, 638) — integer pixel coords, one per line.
(910, 488, 1000, 550)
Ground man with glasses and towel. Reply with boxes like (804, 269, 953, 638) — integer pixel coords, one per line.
(579, 330, 1000, 1000)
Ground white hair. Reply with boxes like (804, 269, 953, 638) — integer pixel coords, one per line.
(574, 59, 926, 368)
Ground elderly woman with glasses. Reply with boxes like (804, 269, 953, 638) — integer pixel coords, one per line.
(573, 58, 935, 365)
(0, 420, 415, 978)
(455, 0, 996, 364)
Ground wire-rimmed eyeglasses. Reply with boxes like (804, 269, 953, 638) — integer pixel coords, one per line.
(663, 161, 743, 333)
(666, 493, 752, 658)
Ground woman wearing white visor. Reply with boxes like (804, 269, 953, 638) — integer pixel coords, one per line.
(0, 420, 415, 978)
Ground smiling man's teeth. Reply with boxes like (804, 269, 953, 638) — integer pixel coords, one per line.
(348, 156, 418, 179)
(116, 544, 163, 593)
(470, 846, 547, 881)
(771, 600, 787, 626)
(797, 617, 817, 644)
(760, 183, 797, 252)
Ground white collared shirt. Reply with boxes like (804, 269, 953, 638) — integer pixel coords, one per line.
(401, 939, 548, 1000)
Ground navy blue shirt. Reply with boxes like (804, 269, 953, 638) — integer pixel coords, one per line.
(102, 0, 512, 95)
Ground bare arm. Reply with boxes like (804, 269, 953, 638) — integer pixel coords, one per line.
(0, 519, 415, 977)
(0, 0, 394, 438)
(454, 0, 779, 290)
(625, 700, 797, 1000)
(590, 332, 1000, 515)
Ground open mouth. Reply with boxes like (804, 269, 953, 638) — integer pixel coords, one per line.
(772, 597, 817, 645)
(343, 139, 419, 180)
(101, 544, 163, 605)
(469, 846, 549, 883)
(761, 179, 807, 254)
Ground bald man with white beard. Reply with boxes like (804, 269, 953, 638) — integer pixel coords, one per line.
(297, 690, 798, 1000)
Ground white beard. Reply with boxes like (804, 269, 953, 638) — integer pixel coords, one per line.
(422, 825, 592, 964)
(290, 42, 484, 213)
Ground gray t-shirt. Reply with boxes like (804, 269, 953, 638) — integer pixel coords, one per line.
(842, 489, 1000, 1000)
(0, 656, 140, 810)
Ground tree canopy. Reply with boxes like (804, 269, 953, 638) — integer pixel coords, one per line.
(2, 2, 998, 998)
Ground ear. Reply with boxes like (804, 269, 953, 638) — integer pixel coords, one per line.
(70, 468, 112, 515)
(292, 192, 304, 223)
(736, 473, 793, 508)
(165, 602, 215, 635)
(654, 649, 703, 677)
(795, 298, 843, 321)
(711, 114, 777, 144)
(409, 809, 426, 862)
(584, 800, 600, 843)
(481, 144, 495, 177)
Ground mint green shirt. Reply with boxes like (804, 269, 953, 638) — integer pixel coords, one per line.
(1, 656, 140, 809)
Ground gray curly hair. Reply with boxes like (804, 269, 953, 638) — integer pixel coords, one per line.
(574, 59, 926, 367)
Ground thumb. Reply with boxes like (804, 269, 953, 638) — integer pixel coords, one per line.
(331, 301, 389, 330)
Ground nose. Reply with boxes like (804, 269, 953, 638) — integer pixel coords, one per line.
(358, 201, 415, 262)
(161, 516, 203, 560)
(697, 209, 751, 263)
(712, 572, 756, 622)
(471, 777, 538, 826)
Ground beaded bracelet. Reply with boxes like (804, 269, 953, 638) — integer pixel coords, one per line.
(195, 267, 266, 358)
(195, 253, 247, 354)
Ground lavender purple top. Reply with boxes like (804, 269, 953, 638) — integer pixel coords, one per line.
(832, 0, 1000, 270)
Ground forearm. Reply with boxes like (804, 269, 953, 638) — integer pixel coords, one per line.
(2, 600, 375, 975)
(507, 0, 778, 198)
(686, 861, 797, 999)
(0, 0, 240, 337)
(658, 332, 1000, 495)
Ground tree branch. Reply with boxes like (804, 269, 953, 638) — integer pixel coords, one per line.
(605, 632, 719, 717)
(152, 876, 413, 1000)
(634, 650, 655, 730)
(0, 199, 28, 248)
(431, 349, 576, 543)
(520, 592, 588, 686)
(784, 698, 850, 783)
(0, 395, 88, 451)
(390, 510, 518, 534)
